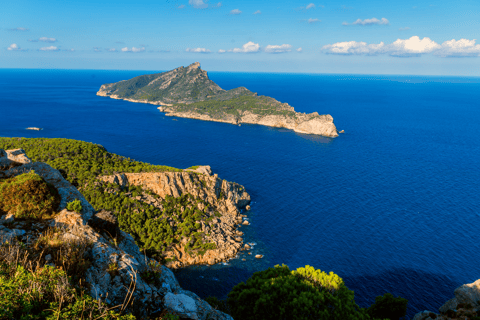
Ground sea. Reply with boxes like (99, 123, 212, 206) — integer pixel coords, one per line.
(1, 68, 479, 318)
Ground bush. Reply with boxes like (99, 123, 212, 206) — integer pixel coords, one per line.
(66, 199, 82, 213)
(0, 170, 60, 219)
(367, 293, 408, 320)
(0, 237, 134, 320)
(227, 264, 370, 320)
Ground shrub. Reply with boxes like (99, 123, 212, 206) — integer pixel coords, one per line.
(0, 170, 60, 219)
(66, 199, 83, 213)
(0, 238, 134, 320)
(227, 264, 370, 320)
(366, 293, 408, 320)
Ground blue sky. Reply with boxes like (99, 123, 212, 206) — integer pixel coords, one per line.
(2, 0, 480, 75)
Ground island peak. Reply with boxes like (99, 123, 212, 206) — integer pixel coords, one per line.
(97, 63, 339, 137)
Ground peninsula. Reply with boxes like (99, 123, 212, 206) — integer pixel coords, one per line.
(97, 62, 339, 137)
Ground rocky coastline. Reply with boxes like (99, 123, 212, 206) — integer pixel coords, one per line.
(157, 106, 339, 137)
(0, 148, 233, 319)
(99, 165, 251, 268)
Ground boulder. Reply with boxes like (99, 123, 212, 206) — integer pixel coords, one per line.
(89, 210, 122, 239)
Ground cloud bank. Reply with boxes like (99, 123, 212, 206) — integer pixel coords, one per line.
(322, 36, 480, 57)
(343, 18, 389, 26)
(121, 47, 145, 52)
(8, 27, 29, 31)
(39, 46, 59, 51)
(223, 41, 260, 53)
(186, 47, 211, 53)
(7, 43, 22, 51)
(265, 44, 292, 53)
(189, 0, 207, 9)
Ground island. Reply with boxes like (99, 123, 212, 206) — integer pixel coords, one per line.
(97, 62, 339, 137)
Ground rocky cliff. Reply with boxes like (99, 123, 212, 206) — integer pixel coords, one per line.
(99, 166, 251, 268)
(158, 107, 339, 137)
(97, 62, 340, 137)
(0, 149, 233, 320)
(413, 279, 480, 320)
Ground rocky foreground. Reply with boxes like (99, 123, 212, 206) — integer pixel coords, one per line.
(97, 62, 340, 137)
(0, 149, 233, 319)
(413, 279, 480, 320)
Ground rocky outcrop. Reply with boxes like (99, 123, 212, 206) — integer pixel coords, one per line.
(1, 149, 95, 223)
(100, 166, 251, 268)
(158, 107, 339, 137)
(0, 149, 233, 320)
(413, 279, 480, 320)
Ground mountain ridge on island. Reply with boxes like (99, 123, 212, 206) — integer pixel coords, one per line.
(97, 62, 339, 137)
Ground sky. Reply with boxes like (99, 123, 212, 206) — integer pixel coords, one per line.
(2, 0, 480, 75)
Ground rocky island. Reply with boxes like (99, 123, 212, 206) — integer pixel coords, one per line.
(97, 62, 339, 137)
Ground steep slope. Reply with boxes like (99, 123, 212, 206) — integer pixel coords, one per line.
(97, 62, 224, 105)
(0, 148, 234, 319)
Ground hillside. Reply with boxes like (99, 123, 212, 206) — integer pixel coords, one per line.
(97, 62, 340, 137)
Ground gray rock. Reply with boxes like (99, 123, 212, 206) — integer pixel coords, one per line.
(0, 213, 15, 224)
(89, 210, 121, 239)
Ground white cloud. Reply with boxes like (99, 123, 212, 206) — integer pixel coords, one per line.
(189, 0, 207, 9)
(265, 44, 292, 53)
(178, 4, 185, 8)
(8, 27, 29, 31)
(253, 10, 261, 14)
(322, 41, 386, 55)
(228, 41, 260, 53)
(388, 36, 440, 56)
(342, 21, 348, 26)
(108, 48, 117, 52)
(216, 2, 222, 7)
(230, 9, 242, 15)
(308, 18, 320, 23)
(121, 47, 145, 52)
(39, 46, 59, 51)
(306, 3, 315, 9)
(218, 49, 226, 53)
(322, 36, 446, 57)
(39, 37, 57, 43)
(7, 43, 21, 51)
(344, 17, 389, 26)
(297, 47, 303, 52)
(186, 47, 211, 53)
(94, 47, 102, 52)
(435, 39, 480, 57)
(399, 27, 410, 31)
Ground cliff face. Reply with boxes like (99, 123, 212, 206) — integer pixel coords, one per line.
(158, 107, 339, 137)
(97, 62, 340, 137)
(413, 279, 480, 320)
(0, 149, 233, 320)
(100, 165, 251, 268)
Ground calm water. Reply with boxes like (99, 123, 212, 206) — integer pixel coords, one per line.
(1, 69, 479, 317)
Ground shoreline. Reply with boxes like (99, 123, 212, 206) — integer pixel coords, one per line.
(96, 92, 339, 137)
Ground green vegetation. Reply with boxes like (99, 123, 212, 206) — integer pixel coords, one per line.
(366, 293, 408, 320)
(226, 264, 371, 320)
(66, 199, 82, 213)
(100, 64, 223, 104)
(0, 235, 134, 320)
(206, 264, 405, 320)
(0, 138, 216, 260)
(0, 170, 60, 219)
(99, 63, 303, 122)
(170, 93, 297, 121)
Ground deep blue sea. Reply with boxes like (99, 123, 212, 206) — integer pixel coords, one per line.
(1, 69, 479, 318)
